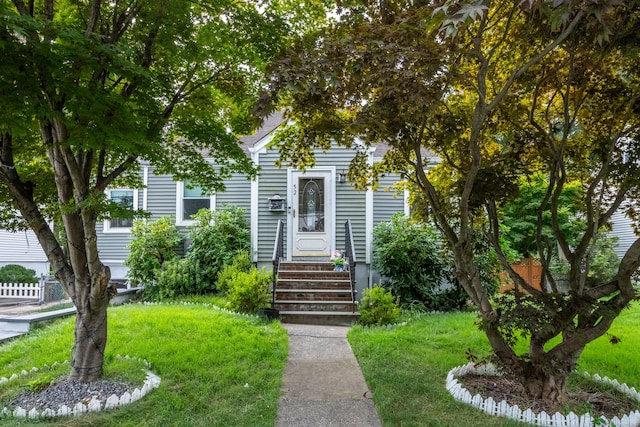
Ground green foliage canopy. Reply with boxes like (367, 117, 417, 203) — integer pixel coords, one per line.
(0, 0, 325, 381)
(258, 0, 640, 402)
(502, 173, 584, 258)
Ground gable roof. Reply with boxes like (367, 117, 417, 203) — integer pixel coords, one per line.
(239, 111, 286, 155)
(238, 112, 433, 161)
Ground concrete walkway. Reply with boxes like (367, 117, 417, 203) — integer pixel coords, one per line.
(276, 323, 382, 427)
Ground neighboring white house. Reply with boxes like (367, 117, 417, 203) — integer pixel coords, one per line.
(0, 229, 50, 277)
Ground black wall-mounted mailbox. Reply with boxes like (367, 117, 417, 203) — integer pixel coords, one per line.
(268, 195, 286, 211)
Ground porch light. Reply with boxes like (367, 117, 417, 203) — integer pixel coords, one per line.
(338, 170, 347, 184)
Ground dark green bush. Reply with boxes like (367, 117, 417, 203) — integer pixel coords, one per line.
(358, 285, 402, 326)
(372, 214, 449, 308)
(226, 267, 271, 314)
(373, 214, 502, 312)
(217, 250, 253, 294)
(147, 258, 204, 301)
(0, 264, 38, 283)
(186, 206, 250, 291)
(125, 217, 182, 287)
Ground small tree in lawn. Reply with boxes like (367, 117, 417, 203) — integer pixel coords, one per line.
(258, 0, 640, 403)
(0, 1, 314, 381)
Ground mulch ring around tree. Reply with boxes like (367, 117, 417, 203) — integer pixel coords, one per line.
(458, 373, 640, 421)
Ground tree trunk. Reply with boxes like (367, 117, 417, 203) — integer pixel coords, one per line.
(521, 367, 569, 404)
(68, 267, 112, 382)
(70, 300, 109, 382)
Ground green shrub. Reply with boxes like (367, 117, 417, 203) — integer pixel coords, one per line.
(372, 214, 449, 308)
(373, 214, 501, 312)
(226, 267, 272, 314)
(0, 264, 38, 283)
(358, 285, 402, 326)
(147, 258, 203, 301)
(125, 217, 182, 287)
(186, 206, 250, 291)
(217, 250, 253, 294)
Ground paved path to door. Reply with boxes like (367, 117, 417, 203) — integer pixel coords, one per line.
(276, 323, 383, 427)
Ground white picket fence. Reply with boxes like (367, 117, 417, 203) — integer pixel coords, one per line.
(447, 362, 640, 427)
(0, 282, 41, 300)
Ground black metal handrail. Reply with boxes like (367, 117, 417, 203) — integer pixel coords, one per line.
(271, 219, 284, 308)
(344, 220, 357, 313)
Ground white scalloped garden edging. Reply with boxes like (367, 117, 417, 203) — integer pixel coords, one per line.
(447, 362, 640, 427)
(0, 355, 161, 419)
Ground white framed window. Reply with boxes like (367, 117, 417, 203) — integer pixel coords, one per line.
(104, 188, 138, 233)
(176, 180, 215, 225)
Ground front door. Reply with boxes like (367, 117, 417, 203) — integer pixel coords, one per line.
(290, 170, 333, 257)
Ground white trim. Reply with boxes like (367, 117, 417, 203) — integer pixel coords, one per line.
(175, 181, 216, 226)
(286, 167, 336, 259)
(250, 150, 260, 263)
(286, 169, 293, 260)
(249, 131, 276, 156)
(142, 166, 149, 212)
(365, 188, 373, 265)
(404, 189, 410, 216)
(103, 188, 139, 234)
(366, 147, 375, 265)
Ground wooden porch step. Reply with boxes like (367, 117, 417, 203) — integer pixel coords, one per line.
(274, 300, 356, 312)
(276, 289, 354, 301)
(276, 278, 352, 290)
(275, 259, 357, 325)
(278, 310, 360, 326)
(279, 261, 336, 271)
(277, 271, 350, 280)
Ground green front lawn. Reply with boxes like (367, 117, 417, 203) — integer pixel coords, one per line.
(2, 300, 638, 426)
(0, 303, 288, 427)
(348, 303, 640, 427)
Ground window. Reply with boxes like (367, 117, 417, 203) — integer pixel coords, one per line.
(177, 180, 214, 225)
(104, 189, 137, 233)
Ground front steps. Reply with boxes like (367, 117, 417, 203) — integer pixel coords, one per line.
(274, 261, 359, 326)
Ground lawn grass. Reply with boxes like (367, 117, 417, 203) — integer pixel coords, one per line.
(0, 302, 288, 427)
(2, 299, 637, 426)
(348, 302, 640, 427)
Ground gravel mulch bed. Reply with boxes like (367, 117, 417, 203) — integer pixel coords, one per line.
(6, 376, 134, 411)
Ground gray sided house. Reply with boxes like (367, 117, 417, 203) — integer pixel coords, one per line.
(97, 115, 408, 299)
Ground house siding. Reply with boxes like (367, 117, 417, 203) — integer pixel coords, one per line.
(610, 210, 638, 258)
(97, 166, 254, 278)
(0, 230, 50, 276)
(215, 174, 252, 218)
(255, 145, 370, 263)
(146, 169, 177, 220)
(96, 187, 143, 259)
(373, 175, 405, 227)
(256, 148, 289, 265)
